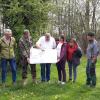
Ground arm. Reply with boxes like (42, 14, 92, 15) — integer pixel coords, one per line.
(91, 44, 98, 63)
(36, 42, 41, 49)
(0, 39, 1, 57)
(19, 40, 24, 52)
(53, 38, 56, 49)
(36, 37, 42, 49)
(19, 39, 26, 57)
(14, 38, 17, 50)
(29, 36, 33, 48)
(60, 43, 67, 61)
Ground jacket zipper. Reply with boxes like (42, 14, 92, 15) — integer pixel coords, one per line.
(9, 38, 11, 59)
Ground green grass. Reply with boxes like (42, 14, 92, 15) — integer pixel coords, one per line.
(0, 56, 100, 100)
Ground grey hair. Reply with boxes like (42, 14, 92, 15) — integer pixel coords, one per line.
(23, 29, 30, 33)
(4, 29, 12, 34)
(45, 33, 51, 36)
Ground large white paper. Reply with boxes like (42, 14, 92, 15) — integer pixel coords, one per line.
(29, 47, 57, 64)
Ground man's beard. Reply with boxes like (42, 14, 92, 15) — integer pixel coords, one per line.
(89, 40, 93, 43)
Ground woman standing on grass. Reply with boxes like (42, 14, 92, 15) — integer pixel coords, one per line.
(67, 38, 82, 83)
(56, 35, 67, 85)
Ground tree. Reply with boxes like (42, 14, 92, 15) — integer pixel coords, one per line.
(0, 0, 52, 40)
(48, 0, 100, 53)
(0, 0, 52, 66)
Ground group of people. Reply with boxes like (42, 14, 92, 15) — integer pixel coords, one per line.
(0, 29, 99, 88)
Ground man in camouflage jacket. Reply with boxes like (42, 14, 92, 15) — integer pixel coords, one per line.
(19, 30, 36, 85)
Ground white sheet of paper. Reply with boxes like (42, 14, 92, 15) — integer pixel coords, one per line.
(29, 47, 57, 64)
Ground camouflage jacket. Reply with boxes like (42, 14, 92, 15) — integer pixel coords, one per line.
(19, 36, 33, 58)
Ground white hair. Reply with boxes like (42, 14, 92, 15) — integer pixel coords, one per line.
(4, 29, 12, 34)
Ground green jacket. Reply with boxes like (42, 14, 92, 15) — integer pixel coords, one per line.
(0, 36, 16, 59)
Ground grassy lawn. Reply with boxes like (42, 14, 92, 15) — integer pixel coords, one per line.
(0, 56, 100, 100)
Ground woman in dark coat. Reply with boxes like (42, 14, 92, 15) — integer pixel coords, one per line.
(56, 35, 67, 85)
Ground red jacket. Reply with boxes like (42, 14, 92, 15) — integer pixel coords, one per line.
(67, 43, 78, 61)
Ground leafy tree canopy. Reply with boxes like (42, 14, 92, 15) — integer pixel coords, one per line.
(0, 0, 52, 40)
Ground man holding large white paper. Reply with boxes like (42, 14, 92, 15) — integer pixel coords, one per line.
(36, 33, 56, 82)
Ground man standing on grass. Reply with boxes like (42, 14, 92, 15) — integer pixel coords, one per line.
(0, 29, 17, 87)
(36, 33, 56, 82)
(86, 32, 99, 87)
(19, 30, 36, 85)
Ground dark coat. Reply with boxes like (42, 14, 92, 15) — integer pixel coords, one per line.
(72, 48, 82, 66)
(60, 42, 67, 62)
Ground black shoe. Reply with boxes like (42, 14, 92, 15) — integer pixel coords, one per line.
(90, 84, 96, 88)
(68, 79, 72, 82)
(86, 81, 91, 85)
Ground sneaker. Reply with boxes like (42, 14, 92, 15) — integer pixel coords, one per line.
(2, 83, 6, 88)
(23, 79, 27, 86)
(33, 79, 37, 84)
(46, 80, 51, 84)
(13, 82, 17, 86)
(61, 82, 66, 85)
(86, 84, 90, 88)
(73, 80, 76, 83)
(41, 80, 45, 82)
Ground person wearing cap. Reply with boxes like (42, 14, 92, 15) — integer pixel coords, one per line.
(86, 32, 99, 87)
(0, 29, 17, 86)
(67, 37, 82, 83)
(19, 30, 36, 85)
(36, 33, 56, 82)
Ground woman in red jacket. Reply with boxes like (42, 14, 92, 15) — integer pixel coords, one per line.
(67, 38, 82, 83)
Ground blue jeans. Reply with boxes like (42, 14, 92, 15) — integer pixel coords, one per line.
(1, 58, 17, 83)
(40, 63, 51, 81)
(68, 61, 77, 81)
